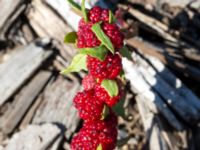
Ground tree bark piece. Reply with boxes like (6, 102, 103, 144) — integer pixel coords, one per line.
(122, 58, 184, 130)
(126, 38, 200, 82)
(32, 76, 81, 139)
(136, 95, 169, 150)
(145, 55, 200, 112)
(0, 0, 26, 39)
(0, 71, 52, 134)
(0, 39, 53, 106)
(27, 0, 77, 60)
(130, 51, 200, 122)
(4, 124, 61, 150)
(45, 0, 81, 31)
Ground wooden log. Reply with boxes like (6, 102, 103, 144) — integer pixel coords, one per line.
(0, 39, 53, 106)
(0, 71, 52, 134)
(4, 124, 62, 150)
(32, 76, 81, 139)
(122, 58, 184, 130)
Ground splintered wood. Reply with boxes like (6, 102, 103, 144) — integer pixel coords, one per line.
(0, 41, 53, 106)
(32, 76, 81, 139)
(4, 124, 61, 150)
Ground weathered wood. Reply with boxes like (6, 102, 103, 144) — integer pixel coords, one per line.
(119, 4, 177, 42)
(0, 71, 52, 134)
(45, 0, 82, 31)
(146, 55, 200, 112)
(131, 51, 200, 119)
(121, 4, 200, 50)
(32, 76, 81, 139)
(0, 0, 26, 39)
(122, 58, 184, 130)
(126, 38, 200, 82)
(19, 94, 45, 130)
(133, 55, 200, 122)
(4, 124, 61, 150)
(0, 40, 53, 106)
(27, 0, 77, 60)
(136, 95, 169, 150)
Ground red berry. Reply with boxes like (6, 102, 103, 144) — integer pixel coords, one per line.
(71, 112, 118, 150)
(82, 74, 96, 90)
(70, 128, 99, 150)
(73, 90, 104, 121)
(87, 53, 122, 80)
(102, 23, 124, 50)
(77, 19, 101, 48)
(88, 6, 109, 23)
(95, 84, 121, 107)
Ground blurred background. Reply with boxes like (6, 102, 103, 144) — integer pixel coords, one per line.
(0, 0, 200, 149)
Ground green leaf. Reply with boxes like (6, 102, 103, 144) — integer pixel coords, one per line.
(92, 23, 115, 54)
(96, 144, 103, 150)
(112, 97, 125, 117)
(119, 46, 133, 61)
(109, 10, 116, 24)
(119, 69, 125, 81)
(101, 105, 109, 120)
(60, 54, 87, 75)
(81, 0, 88, 22)
(79, 45, 108, 61)
(64, 31, 77, 44)
(101, 80, 119, 97)
(67, 0, 81, 12)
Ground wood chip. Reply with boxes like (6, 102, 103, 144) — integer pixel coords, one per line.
(0, 71, 52, 134)
(4, 124, 61, 150)
(0, 40, 53, 106)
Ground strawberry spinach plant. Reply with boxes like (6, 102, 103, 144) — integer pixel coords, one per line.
(61, 0, 131, 149)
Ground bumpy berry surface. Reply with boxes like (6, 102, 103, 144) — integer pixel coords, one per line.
(88, 6, 109, 23)
(71, 112, 118, 150)
(82, 74, 96, 91)
(77, 10, 123, 50)
(73, 90, 104, 121)
(77, 19, 100, 48)
(70, 128, 99, 150)
(102, 23, 124, 50)
(95, 84, 121, 107)
(87, 53, 122, 80)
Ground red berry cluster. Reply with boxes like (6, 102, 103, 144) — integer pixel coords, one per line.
(70, 6, 124, 150)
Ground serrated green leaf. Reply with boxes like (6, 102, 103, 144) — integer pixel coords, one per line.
(92, 23, 115, 54)
(101, 105, 109, 120)
(119, 46, 133, 61)
(67, 0, 81, 12)
(109, 10, 116, 24)
(64, 31, 77, 44)
(79, 45, 108, 61)
(101, 80, 119, 97)
(81, 0, 88, 22)
(96, 144, 103, 150)
(112, 97, 125, 117)
(60, 54, 87, 75)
